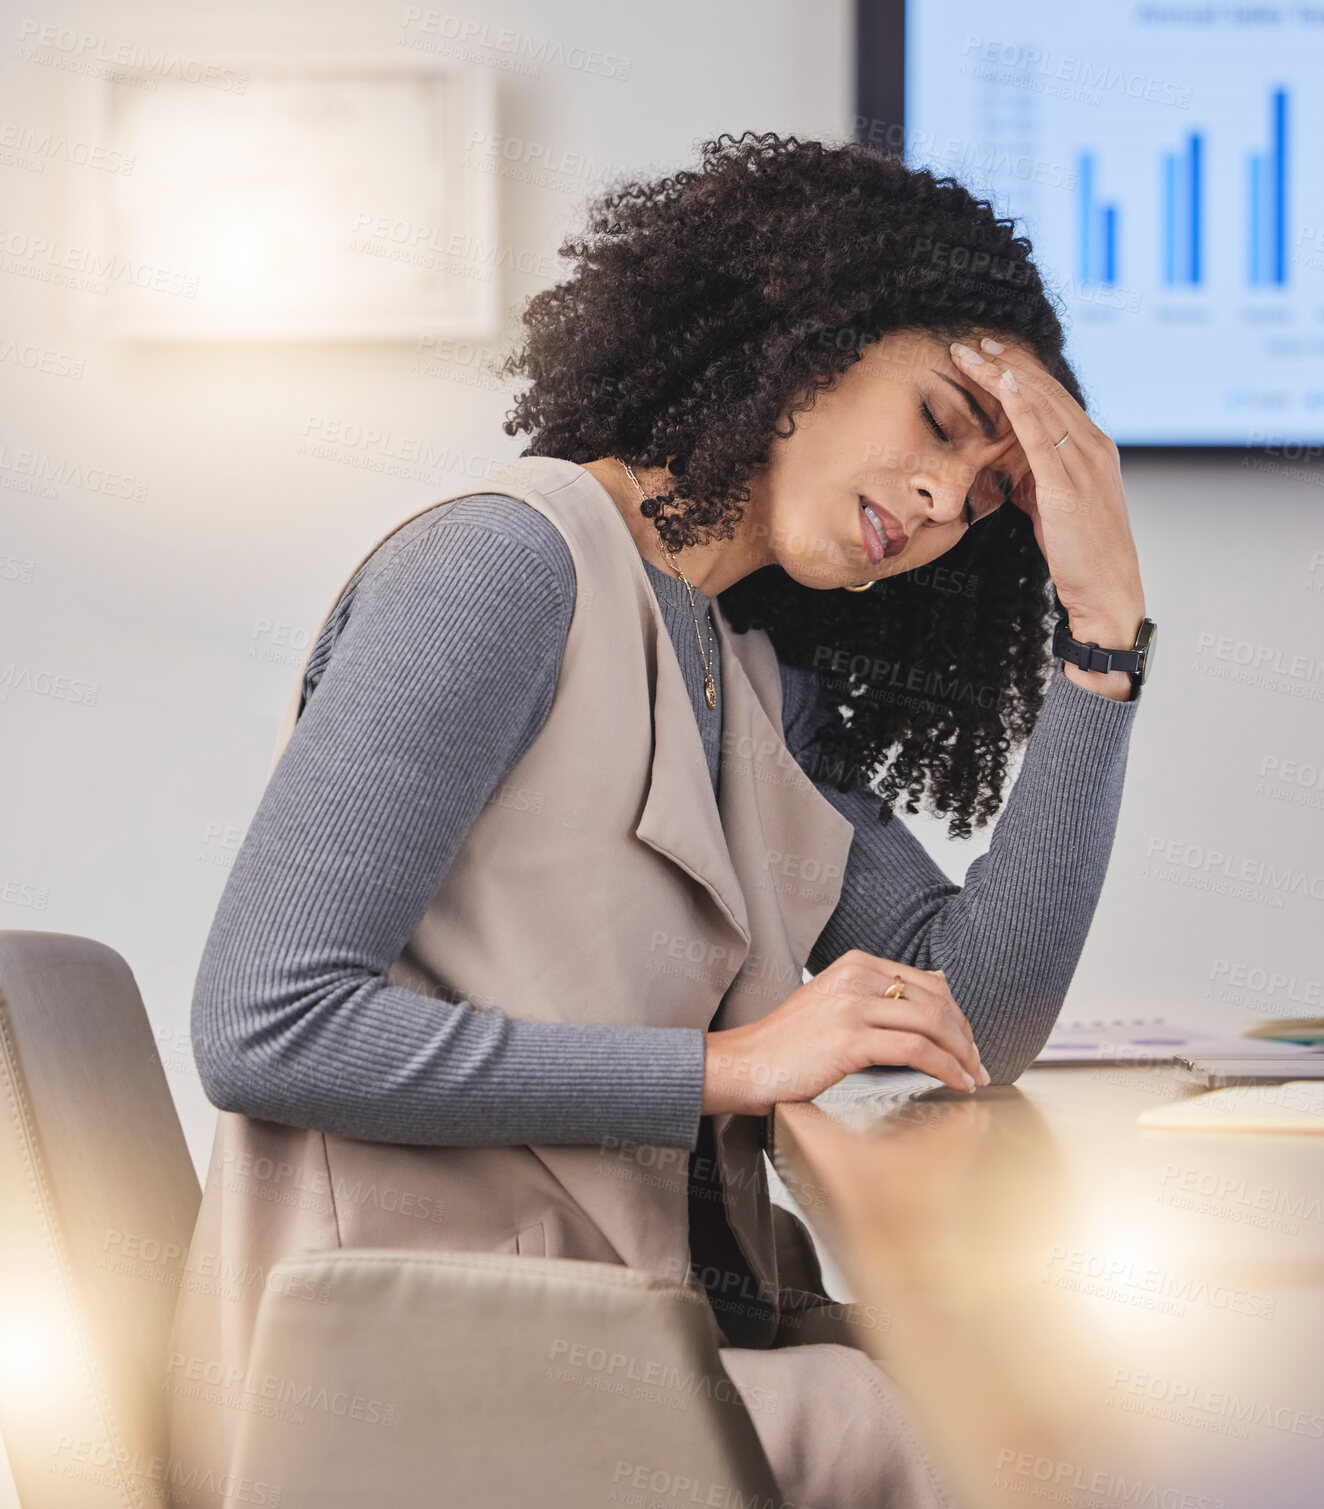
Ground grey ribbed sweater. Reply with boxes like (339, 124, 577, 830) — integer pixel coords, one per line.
(192, 491, 1138, 1152)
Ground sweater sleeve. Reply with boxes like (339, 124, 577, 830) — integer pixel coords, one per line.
(781, 659, 1139, 1083)
(192, 493, 705, 1150)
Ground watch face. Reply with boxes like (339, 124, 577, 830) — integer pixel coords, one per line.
(1137, 618, 1157, 684)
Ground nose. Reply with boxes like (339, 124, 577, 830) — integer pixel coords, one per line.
(910, 460, 978, 527)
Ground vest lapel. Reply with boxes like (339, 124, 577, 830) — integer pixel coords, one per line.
(634, 614, 751, 953)
(632, 568, 858, 1038)
(712, 601, 856, 1026)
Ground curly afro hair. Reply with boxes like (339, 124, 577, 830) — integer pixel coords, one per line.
(497, 130, 1088, 838)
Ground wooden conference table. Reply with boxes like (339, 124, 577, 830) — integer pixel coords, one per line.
(771, 1064, 1324, 1509)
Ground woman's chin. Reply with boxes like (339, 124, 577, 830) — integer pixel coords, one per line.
(777, 549, 867, 592)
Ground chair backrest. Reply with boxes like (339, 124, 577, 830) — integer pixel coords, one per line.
(0, 931, 201, 1508)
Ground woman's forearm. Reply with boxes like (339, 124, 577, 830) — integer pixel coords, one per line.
(195, 948, 706, 1149)
(790, 661, 1139, 1082)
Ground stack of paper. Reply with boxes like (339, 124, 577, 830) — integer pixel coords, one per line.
(1035, 1016, 1324, 1083)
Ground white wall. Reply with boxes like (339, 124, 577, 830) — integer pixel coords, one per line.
(0, 3, 851, 1501)
(2, 0, 1323, 1499)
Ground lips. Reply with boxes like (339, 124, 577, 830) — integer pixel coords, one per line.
(859, 497, 908, 560)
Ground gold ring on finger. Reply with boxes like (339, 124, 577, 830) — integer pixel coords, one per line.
(882, 975, 906, 1000)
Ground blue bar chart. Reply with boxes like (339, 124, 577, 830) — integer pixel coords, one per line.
(1084, 86, 1285, 295)
(905, 1, 1323, 442)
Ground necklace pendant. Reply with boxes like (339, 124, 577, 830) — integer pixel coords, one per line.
(704, 674, 717, 710)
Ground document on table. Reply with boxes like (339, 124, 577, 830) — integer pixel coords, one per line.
(1034, 1016, 1324, 1081)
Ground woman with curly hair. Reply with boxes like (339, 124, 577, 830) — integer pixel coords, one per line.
(176, 132, 1147, 1507)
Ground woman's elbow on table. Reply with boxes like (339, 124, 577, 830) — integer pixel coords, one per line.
(970, 1000, 1065, 1086)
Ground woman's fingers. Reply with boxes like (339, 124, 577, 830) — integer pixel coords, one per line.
(863, 994, 985, 1086)
(951, 340, 1077, 504)
(946, 338, 1143, 626)
(863, 1027, 981, 1094)
(972, 335, 1099, 442)
(831, 952, 984, 1085)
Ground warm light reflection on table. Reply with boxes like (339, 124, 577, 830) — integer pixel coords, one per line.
(772, 1065, 1324, 1509)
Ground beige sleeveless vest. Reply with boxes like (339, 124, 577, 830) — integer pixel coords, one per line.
(166, 456, 855, 1497)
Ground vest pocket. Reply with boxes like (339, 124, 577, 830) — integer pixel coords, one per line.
(516, 1221, 547, 1257)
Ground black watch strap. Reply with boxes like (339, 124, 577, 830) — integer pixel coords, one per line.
(1052, 616, 1156, 698)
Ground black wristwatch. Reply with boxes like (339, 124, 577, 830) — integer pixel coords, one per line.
(1052, 616, 1157, 702)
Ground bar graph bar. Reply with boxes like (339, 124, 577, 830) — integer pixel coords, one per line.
(1078, 151, 1121, 285)
(1249, 153, 1261, 284)
(1162, 133, 1204, 286)
(1246, 86, 1288, 286)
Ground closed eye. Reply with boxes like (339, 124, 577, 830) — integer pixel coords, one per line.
(920, 400, 948, 444)
(923, 399, 978, 527)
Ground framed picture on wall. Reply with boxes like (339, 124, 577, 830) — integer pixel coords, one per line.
(78, 49, 499, 342)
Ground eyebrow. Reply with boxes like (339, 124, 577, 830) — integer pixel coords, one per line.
(932, 369, 997, 440)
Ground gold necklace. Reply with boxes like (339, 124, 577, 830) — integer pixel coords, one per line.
(618, 459, 718, 710)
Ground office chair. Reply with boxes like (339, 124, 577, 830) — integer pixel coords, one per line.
(0, 931, 790, 1508)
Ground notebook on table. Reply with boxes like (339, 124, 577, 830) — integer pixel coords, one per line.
(1137, 1081, 1324, 1133)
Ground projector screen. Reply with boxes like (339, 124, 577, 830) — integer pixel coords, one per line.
(860, 2, 1323, 448)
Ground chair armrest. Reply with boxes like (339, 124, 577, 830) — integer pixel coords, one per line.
(220, 1248, 782, 1509)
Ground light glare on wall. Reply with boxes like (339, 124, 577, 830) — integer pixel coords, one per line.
(207, 211, 277, 303)
(91, 52, 498, 341)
